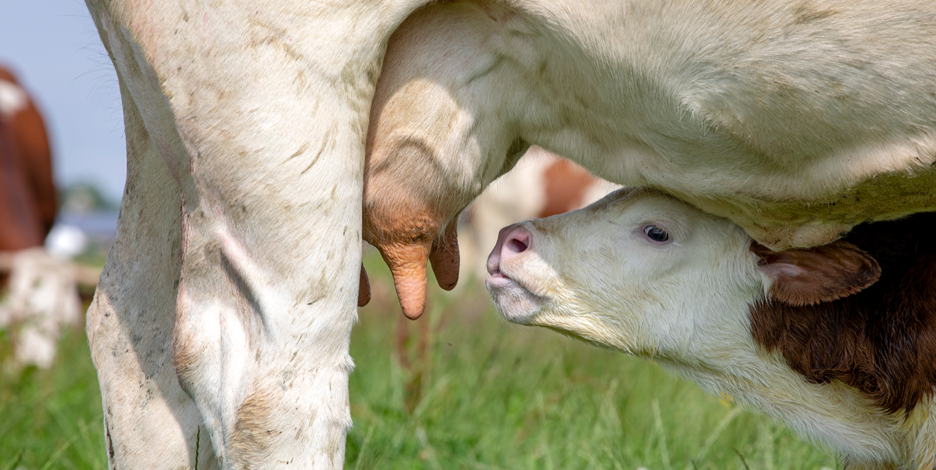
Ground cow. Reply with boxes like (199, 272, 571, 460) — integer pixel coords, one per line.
(83, 0, 936, 468)
(486, 187, 936, 469)
(0, 65, 57, 253)
(0, 65, 78, 370)
(363, 0, 936, 319)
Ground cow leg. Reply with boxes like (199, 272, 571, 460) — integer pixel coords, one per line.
(83, 0, 434, 466)
(86, 78, 218, 469)
(168, 82, 365, 468)
(89, 38, 361, 470)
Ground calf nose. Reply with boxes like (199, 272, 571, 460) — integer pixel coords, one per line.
(502, 226, 530, 255)
(487, 224, 532, 275)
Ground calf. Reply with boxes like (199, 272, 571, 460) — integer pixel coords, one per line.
(486, 188, 936, 469)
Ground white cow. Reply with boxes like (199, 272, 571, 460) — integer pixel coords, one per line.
(84, 0, 936, 468)
(364, 0, 936, 318)
(486, 188, 936, 469)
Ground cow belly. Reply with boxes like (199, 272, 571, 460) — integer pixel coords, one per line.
(677, 165, 936, 249)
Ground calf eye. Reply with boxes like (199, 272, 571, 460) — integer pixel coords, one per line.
(644, 225, 670, 242)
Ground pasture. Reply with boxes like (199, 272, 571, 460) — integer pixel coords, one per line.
(0, 251, 837, 469)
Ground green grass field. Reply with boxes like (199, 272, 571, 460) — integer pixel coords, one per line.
(0, 252, 839, 469)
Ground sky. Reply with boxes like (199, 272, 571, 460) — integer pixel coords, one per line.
(1, 0, 126, 204)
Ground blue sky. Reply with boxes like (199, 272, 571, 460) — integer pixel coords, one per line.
(2, 0, 126, 204)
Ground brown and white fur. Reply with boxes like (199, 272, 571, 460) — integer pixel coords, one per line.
(0, 65, 57, 253)
(486, 188, 936, 469)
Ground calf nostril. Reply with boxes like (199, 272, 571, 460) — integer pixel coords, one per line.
(506, 237, 528, 253)
(503, 227, 531, 254)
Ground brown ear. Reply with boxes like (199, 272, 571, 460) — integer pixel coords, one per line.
(752, 240, 881, 306)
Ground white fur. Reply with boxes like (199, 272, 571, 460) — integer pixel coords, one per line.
(487, 188, 935, 469)
(84, 0, 425, 467)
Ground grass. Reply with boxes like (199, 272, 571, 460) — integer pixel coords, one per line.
(0, 251, 839, 469)
(0, 328, 105, 469)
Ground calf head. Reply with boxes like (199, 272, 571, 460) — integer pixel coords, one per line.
(486, 188, 781, 354)
(486, 187, 889, 353)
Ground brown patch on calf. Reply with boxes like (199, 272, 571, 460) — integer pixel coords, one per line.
(538, 158, 596, 218)
(751, 212, 936, 414)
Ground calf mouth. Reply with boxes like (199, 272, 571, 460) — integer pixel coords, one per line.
(485, 268, 545, 323)
(486, 222, 550, 322)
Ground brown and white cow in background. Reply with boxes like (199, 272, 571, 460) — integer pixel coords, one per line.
(458, 146, 619, 283)
(0, 64, 82, 370)
(486, 188, 936, 469)
(0, 65, 57, 251)
(84, 0, 936, 467)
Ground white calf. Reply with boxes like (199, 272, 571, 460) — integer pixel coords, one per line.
(487, 188, 936, 469)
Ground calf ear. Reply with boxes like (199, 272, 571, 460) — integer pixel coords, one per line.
(751, 241, 881, 306)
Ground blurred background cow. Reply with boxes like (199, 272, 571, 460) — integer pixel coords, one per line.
(0, 64, 98, 370)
